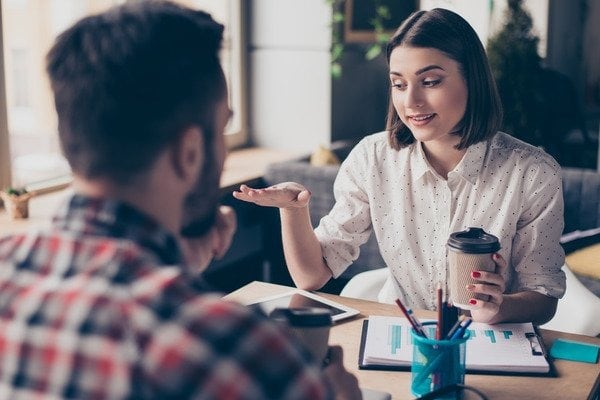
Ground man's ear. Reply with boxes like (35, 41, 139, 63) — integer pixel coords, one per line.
(171, 126, 204, 184)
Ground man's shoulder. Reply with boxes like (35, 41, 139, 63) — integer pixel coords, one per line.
(0, 229, 74, 265)
(127, 267, 265, 334)
(0, 232, 21, 254)
(0, 228, 275, 338)
(0, 228, 148, 275)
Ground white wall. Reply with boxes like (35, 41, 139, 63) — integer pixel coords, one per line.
(420, 0, 492, 45)
(420, 0, 549, 56)
(248, 0, 332, 152)
(246, 0, 556, 154)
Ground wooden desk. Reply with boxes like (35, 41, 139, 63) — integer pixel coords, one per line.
(225, 281, 600, 400)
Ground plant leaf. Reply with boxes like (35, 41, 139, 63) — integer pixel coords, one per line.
(331, 43, 344, 60)
(332, 11, 344, 23)
(331, 62, 342, 78)
(365, 45, 382, 60)
(376, 32, 390, 43)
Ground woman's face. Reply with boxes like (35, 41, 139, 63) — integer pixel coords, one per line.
(389, 46, 468, 145)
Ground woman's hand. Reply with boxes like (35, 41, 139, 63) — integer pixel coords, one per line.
(232, 182, 311, 209)
(468, 253, 507, 324)
(179, 205, 236, 273)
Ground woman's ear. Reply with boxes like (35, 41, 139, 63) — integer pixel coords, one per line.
(171, 126, 204, 185)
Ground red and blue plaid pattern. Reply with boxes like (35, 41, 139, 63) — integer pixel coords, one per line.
(0, 195, 332, 399)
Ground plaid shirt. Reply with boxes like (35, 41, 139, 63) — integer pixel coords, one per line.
(0, 195, 332, 399)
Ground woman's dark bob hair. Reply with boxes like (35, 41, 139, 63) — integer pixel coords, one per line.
(386, 8, 502, 150)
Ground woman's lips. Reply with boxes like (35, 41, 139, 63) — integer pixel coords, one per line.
(408, 113, 435, 126)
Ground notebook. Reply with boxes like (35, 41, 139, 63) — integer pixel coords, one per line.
(359, 316, 553, 376)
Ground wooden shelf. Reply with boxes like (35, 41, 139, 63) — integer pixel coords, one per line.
(220, 147, 303, 192)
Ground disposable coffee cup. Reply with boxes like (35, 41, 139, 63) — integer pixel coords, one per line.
(270, 307, 333, 364)
(447, 227, 501, 310)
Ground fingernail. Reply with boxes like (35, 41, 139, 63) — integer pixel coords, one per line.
(466, 284, 475, 291)
(469, 299, 477, 305)
(493, 253, 500, 260)
(472, 271, 481, 278)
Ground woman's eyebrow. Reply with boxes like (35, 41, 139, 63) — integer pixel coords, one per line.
(415, 65, 445, 75)
(389, 65, 446, 77)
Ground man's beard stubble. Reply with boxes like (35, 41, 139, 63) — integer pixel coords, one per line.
(180, 137, 221, 238)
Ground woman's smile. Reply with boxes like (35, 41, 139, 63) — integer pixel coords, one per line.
(407, 113, 436, 126)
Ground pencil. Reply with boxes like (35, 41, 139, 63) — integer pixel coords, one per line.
(394, 298, 427, 337)
(407, 308, 427, 336)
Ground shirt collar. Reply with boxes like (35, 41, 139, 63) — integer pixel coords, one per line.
(409, 139, 488, 184)
(452, 139, 488, 184)
(52, 194, 184, 265)
(409, 142, 430, 182)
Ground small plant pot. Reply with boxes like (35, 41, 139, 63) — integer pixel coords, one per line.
(1, 192, 33, 220)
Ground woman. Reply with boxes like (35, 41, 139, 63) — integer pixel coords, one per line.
(233, 8, 565, 325)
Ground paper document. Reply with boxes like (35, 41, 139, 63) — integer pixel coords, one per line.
(360, 316, 551, 374)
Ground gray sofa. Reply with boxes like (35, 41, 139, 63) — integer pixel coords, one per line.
(263, 140, 600, 293)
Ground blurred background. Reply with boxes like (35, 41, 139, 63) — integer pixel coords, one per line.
(1, 0, 599, 294)
(1, 0, 598, 192)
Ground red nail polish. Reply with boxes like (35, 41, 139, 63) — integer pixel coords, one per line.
(469, 299, 477, 305)
(472, 271, 481, 278)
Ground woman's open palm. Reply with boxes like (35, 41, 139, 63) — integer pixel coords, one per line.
(232, 182, 311, 209)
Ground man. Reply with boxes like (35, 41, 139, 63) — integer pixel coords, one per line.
(0, 1, 360, 398)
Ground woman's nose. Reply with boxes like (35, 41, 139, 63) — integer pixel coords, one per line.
(404, 86, 424, 109)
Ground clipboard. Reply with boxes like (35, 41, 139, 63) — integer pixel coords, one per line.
(358, 317, 556, 376)
(359, 319, 409, 371)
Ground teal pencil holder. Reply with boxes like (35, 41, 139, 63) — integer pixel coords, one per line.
(410, 322, 469, 400)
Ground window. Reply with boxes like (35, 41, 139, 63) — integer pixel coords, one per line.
(0, 0, 247, 192)
(10, 48, 29, 107)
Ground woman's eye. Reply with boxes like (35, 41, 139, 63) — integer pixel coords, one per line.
(392, 82, 406, 90)
(422, 79, 441, 87)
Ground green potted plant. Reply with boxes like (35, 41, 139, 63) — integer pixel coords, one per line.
(327, 0, 392, 78)
(487, 0, 543, 146)
(1, 187, 34, 219)
(487, 0, 594, 167)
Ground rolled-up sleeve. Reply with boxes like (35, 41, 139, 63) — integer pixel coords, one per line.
(511, 161, 566, 298)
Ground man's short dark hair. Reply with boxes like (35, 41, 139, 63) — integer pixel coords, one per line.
(385, 8, 502, 150)
(46, 0, 225, 183)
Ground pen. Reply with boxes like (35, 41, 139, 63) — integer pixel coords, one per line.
(444, 315, 466, 340)
(436, 283, 443, 340)
(395, 298, 428, 337)
(450, 317, 473, 340)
